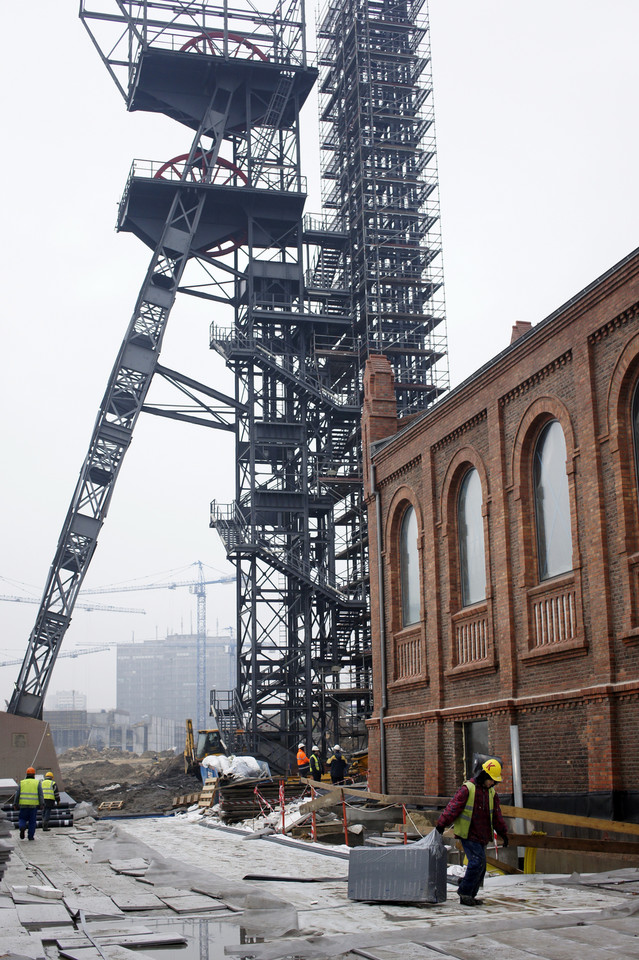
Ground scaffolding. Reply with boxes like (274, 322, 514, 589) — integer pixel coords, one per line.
(11, 0, 447, 774)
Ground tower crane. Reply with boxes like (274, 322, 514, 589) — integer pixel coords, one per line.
(81, 562, 234, 727)
(0, 646, 112, 668)
(0, 595, 146, 615)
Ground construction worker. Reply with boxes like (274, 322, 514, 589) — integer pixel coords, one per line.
(436, 757, 509, 907)
(13, 767, 44, 841)
(327, 744, 348, 784)
(309, 745, 324, 781)
(41, 771, 60, 831)
(296, 743, 310, 778)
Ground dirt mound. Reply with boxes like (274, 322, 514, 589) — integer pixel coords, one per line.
(60, 750, 200, 815)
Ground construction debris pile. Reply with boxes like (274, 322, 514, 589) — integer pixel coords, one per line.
(58, 748, 197, 816)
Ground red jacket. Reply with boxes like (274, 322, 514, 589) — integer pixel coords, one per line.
(436, 778, 508, 844)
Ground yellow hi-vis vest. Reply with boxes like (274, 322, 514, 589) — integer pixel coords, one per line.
(18, 778, 40, 807)
(42, 778, 57, 802)
(452, 780, 494, 838)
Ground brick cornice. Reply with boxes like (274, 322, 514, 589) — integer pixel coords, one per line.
(588, 301, 639, 344)
(376, 678, 639, 726)
(499, 350, 572, 407)
(431, 410, 487, 452)
(377, 455, 421, 488)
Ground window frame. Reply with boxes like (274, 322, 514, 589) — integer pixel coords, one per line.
(511, 398, 585, 661)
(384, 488, 427, 688)
(457, 466, 487, 607)
(440, 448, 495, 677)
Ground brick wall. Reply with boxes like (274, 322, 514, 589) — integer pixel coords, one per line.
(363, 248, 639, 816)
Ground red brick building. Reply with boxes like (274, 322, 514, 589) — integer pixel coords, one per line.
(362, 248, 639, 820)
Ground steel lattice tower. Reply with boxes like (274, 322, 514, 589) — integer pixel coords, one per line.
(10, 0, 447, 773)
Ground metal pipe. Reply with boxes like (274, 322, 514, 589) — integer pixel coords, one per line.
(509, 724, 525, 862)
(371, 460, 388, 794)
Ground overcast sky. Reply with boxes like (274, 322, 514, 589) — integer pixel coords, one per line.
(1, 1, 637, 711)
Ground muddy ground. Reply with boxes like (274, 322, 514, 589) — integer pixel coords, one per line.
(58, 747, 200, 815)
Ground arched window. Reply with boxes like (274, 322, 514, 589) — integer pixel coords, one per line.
(458, 468, 486, 606)
(400, 505, 420, 626)
(534, 419, 572, 580)
(632, 381, 639, 497)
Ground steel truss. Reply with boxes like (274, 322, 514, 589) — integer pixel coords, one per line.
(11, 0, 447, 772)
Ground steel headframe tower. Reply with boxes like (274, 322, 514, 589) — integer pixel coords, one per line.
(11, 0, 446, 774)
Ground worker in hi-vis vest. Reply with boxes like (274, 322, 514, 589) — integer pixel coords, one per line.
(436, 757, 509, 907)
(42, 771, 60, 831)
(13, 767, 44, 841)
(296, 743, 310, 778)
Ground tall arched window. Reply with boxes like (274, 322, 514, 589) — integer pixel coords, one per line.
(458, 468, 486, 606)
(632, 381, 639, 497)
(400, 505, 420, 626)
(534, 419, 572, 580)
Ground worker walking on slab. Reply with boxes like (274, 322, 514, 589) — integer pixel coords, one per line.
(328, 744, 348, 784)
(309, 745, 324, 781)
(436, 757, 509, 907)
(296, 743, 310, 778)
(41, 771, 60, 831)
(13, 767, 44, 841)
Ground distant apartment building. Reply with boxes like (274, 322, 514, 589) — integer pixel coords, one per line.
(52, 689, 87, 711)
(116, 633, 235, 724)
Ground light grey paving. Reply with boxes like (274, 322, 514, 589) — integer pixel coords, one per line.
(491, 927, 630, 960)
(110, 892, 166, 910)
(16, 901, 72, 928)
(161, 892, 228, 912)
(57, 948, 156, 960)
(63, 893, 126, 919)
(428, 934, 545, 960)
(550, 924, 639, 957)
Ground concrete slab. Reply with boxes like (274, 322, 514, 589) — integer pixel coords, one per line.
(548, 924, 639, 957)
(428, 936, 537, 960)
(160, 892, 227, 913)
(489, 928, 624, 960)
(110, 893, 166, 911)
(16, 901, 72, 928)
(58, 948, 156, 960)
(62, 894, 126, 919)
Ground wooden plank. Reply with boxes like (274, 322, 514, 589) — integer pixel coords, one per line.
(301, 779, 448, 809)
(501, 803, 639, 837)
(508, 831, 639, 854)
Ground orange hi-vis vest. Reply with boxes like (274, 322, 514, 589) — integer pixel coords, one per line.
(297, 748, 309, 768)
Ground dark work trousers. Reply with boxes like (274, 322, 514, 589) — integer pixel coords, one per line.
(18, 807, 38, 840)
(42, 801, 56, 829)
(458, 838, 487, 899)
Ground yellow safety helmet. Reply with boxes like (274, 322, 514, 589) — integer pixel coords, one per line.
(481, 758, 502, 782)
(45, 771, 54, 779)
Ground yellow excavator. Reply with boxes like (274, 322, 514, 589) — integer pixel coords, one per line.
(184, 716, 226, 778)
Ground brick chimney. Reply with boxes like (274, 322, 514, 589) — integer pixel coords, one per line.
(362, 355, 397, 498)
(511, 320, 532, 344)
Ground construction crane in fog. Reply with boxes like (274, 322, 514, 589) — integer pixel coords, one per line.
(0, 595, 145, 615)
(81, 562, 234, 727)
(0, 645, 111, 668)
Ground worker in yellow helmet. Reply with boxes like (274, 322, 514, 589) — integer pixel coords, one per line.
(13, 767, 44, 841)
(436, 758, 509, 907)
(41, 772, 60, 832)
